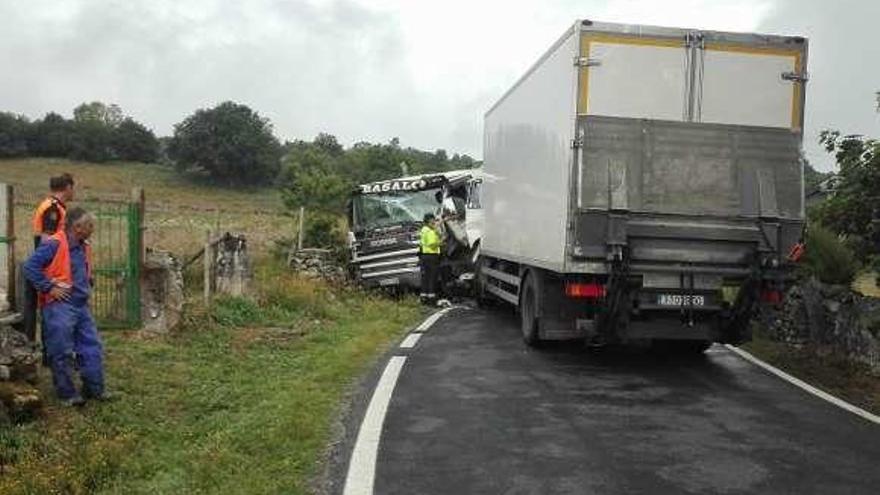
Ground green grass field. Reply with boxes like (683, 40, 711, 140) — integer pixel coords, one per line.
(1, 158, 299, 258)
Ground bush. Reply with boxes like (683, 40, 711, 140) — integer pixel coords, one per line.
(802, 224, 860, 285)
(303, 212, 345, 250)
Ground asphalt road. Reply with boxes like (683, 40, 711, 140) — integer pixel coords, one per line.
(333, 307, 880, 495)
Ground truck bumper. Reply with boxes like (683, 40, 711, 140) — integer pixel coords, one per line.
(359, 267, 421, 291)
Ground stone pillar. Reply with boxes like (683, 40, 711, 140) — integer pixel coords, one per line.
(215, 233, 251, 297)
(141, 250, 184, 334)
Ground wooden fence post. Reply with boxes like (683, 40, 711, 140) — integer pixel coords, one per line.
(297, 206, 305, 252)
(204, 229, 212, 305)
(0, 184, 14, 310)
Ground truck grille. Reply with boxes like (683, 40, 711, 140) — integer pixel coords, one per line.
(353, 247, 420, 280)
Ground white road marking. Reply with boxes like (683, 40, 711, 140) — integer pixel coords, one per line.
(343, 309, 455, 495)
(725, 344, 880, 426)
(399, 333, 422, 349)
(343, 356, 408, 495)
(414, 307, 453, 333)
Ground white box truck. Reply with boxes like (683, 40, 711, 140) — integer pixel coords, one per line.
(479, 20, 807, 351)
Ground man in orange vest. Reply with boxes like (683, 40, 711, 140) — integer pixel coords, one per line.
(24, 207, 107, 406)
(32, 173, 75, 247)
(23, 173, 76, 343)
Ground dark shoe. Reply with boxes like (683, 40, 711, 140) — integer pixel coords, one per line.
(60, 396, 86, 407)
(85, 391, 116, 402)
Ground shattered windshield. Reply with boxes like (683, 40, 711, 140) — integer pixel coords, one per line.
(353, 189, 439, 230)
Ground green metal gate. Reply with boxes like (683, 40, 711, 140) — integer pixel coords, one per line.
(87, 198, 142, 328)
(11, 187, 144, 329)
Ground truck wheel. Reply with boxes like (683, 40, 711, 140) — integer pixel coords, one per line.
(520, 274, 541, 347)
(655, 340, 711, 356)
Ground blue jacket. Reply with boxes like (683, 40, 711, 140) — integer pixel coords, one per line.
(24, 234, 92, 307)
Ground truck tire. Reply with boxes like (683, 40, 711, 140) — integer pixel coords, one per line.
(654, 339, 711, 356)
(520, 273, 541, 347)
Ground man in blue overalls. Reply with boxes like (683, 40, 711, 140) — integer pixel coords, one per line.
(24, 207, 108, 407)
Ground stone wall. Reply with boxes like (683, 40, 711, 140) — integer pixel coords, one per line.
(0, 317, 42, 423)
(763, 278, 880, 373)
(288, 248, 345, 282)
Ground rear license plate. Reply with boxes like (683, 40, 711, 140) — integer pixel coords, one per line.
(657, 294, 705, 306)
(379, 277, 399, 287)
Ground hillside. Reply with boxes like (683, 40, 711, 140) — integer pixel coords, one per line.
(1, 158, 298, 256)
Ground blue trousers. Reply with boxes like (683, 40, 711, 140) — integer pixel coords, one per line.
(42, 302, 105, 400)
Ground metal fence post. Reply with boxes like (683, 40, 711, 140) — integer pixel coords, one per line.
(127, 188, 145, 327)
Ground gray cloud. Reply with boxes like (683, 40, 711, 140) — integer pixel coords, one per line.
(2, 1, 877, 164)
(758, 0, 880, 170)
(0, 0, 434, 152)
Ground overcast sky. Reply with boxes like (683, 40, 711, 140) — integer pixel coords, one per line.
(1, 0, 877, 170)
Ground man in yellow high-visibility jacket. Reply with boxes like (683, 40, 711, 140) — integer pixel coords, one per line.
(419, 213, 442, 304)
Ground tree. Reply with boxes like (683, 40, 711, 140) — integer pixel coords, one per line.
(170, 102, 282, 186)
(281, 168, 350, 214)
(803, 158, 830, 193)
(67, 102, 126, 163)
(313, 132, 344, 156)
(815, 130, 880, 257)
(113, 118, 159, 163)
(73, 102, 124, 127)
(280, 135, 351, 213)
(28, 112, 73, 157)
(68, 119, 114, 162)
(0, 112, 31, 157)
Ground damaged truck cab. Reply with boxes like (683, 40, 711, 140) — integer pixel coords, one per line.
(347, 170, 483, 292)
(480, 20, 807, 350)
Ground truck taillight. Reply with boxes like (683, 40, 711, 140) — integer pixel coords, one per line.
(565, 283, 606, 299)
(760, 289, 783, 304)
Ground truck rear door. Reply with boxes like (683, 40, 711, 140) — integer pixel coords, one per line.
(578, 33, 687, 121)
(698, 40, 805, 130)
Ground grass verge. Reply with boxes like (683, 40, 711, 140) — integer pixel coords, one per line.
(0, 260, 422, 494)
(742, 334, 880, 417)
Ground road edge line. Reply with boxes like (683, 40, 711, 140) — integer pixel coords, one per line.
(343, 356, 407, 495)
(724, 344, 880, 426)
(414, 307, 453, 333)
(399, 333, 422, 349)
